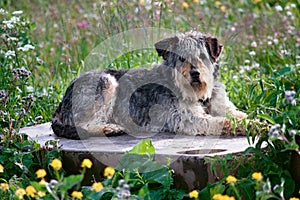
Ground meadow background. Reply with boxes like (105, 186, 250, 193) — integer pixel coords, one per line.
(0, 0, 300, 199)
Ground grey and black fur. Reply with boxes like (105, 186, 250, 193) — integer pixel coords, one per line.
(52, 31, 246, 139)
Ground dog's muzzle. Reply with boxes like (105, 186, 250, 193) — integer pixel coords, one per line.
(190, 70, 200, 83)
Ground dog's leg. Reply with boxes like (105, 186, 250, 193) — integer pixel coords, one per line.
(52, 71, 122, 139)
(210, 82, 247, 119)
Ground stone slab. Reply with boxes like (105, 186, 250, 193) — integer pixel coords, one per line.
(21, 123, 254, 190)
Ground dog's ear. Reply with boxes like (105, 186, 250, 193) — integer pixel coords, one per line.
(154, 36, 179, 60)
(204, 37, 223, 62)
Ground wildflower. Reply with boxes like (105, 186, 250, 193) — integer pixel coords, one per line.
(39, 179, 48, 185)
(50, 158, 62, 170)
(189, 190, 199, 198)
(0, 183, 9, 191)
(139, 0, 145, 6)
(249, 51, 256, 56)
(252, 172, 263, 181)
(4, 50, 16, 58)
(193, 0, 200, 3)
(269, 124, 281, 138)
(182, 2, 189, 9)
(12, 67, 31, 79)
(104, 166, 115, 178)
(116, 179, 131, 198)
(77, 20, 89, 28)
(285, 90, 296, 106)
(92, 182, 103, 192)
(289, 130, 298, 137)
(71, 191, 83, 199)
(226, 175, 237, 184)
(37, 191, 46, 197)
(220, 5, 226, 12)
(12, 10, 23, 15)
(275, 5, 283, 11)
(17, 44, 35, 52)
(251, 41, 257, 48)
(215, 1, 221, 7)
(81, 158, 93, 168)
(36, 169, 47, 178)
(26, 185, 36, 198)
(213, 194, 235, 200)
(0, 164, 4, 172)
(290, 198, 300, 200)
(15, 188, 26, 199)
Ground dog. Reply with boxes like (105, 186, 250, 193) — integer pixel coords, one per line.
(51, 31, 246, 139)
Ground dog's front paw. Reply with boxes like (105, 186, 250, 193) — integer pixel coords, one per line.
(230, 110, 247, 119)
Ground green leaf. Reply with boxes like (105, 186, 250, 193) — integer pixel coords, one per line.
(129, 139, 155, 155)
(61, 174, 84, 191)
(257, 114, 276, 124)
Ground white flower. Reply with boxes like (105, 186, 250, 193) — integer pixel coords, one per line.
(12, 10, 23, 15)
(251, 41, 257, 48)
(2, 20, 14, 29)
(273, 38, 279, 44)
(4, 50, 16, 58)
(291, 3, 296, 8)
(275, 5, 283, 11)
(17, 44, 35, 52)
(249, 51, 256, 56)
(0, 8, 8, 15)
(7, 37, 18, 42)
(244, 59, 250, 64)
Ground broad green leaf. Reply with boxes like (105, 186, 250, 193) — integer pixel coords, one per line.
(129, 139, 155, 155)
(62, 174, 84, 191)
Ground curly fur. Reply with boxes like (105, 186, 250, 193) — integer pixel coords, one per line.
(51, 31, 246, 139)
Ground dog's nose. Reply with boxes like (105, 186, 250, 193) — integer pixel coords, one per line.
(190, 70, 200, 78)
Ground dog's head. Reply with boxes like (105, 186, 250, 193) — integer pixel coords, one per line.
(154, 31, 223, 102)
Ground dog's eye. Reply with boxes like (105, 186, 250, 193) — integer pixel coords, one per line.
(179, 56, 186, 62)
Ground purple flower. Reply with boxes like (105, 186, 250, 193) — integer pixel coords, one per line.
(285, 90, 296, 106)
(77, 20, 89, 28)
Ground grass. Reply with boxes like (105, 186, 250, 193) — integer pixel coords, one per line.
(0, 0, 300, 199)
(2, 0, 299, 124)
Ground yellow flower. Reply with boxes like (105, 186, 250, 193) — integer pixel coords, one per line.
(37, 191, 46, 197)
(182, 2, 189, 9)
(139, 0, 145, 6)
(72, 191, 83, 199)
(104, 166, 115, 179)
(220, 5, 226, 12)
(215, 1, 221, 8)
(36, 169, 47, 178)
(253, 0, 262, 4)
(252, 172, 263, 181)
(92, 182, 103, 192)
(189, 190, 199, 198)
(193, 0, 200, 3)
(290, 198, 300, 200)
(15, 188, 26, 199)
(39, 179, 48, 185)
(81, 158, 93, 168)
(0, 183, 9, 191)
(213, 194, 235, 200)
(50, 158, 62, 170)
(226, 175, 237, 184)
(0, 164, 4, 173)
(26, 185, 36, 198)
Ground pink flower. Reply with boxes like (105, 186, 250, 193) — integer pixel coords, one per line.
(77, 20, 88, 28)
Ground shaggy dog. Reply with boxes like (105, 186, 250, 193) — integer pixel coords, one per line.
(51, 31, 246, 139)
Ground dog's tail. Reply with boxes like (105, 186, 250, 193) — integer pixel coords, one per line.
(51, 80, 87, 140)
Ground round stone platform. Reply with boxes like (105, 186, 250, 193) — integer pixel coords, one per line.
(21, 122, 254, 190)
